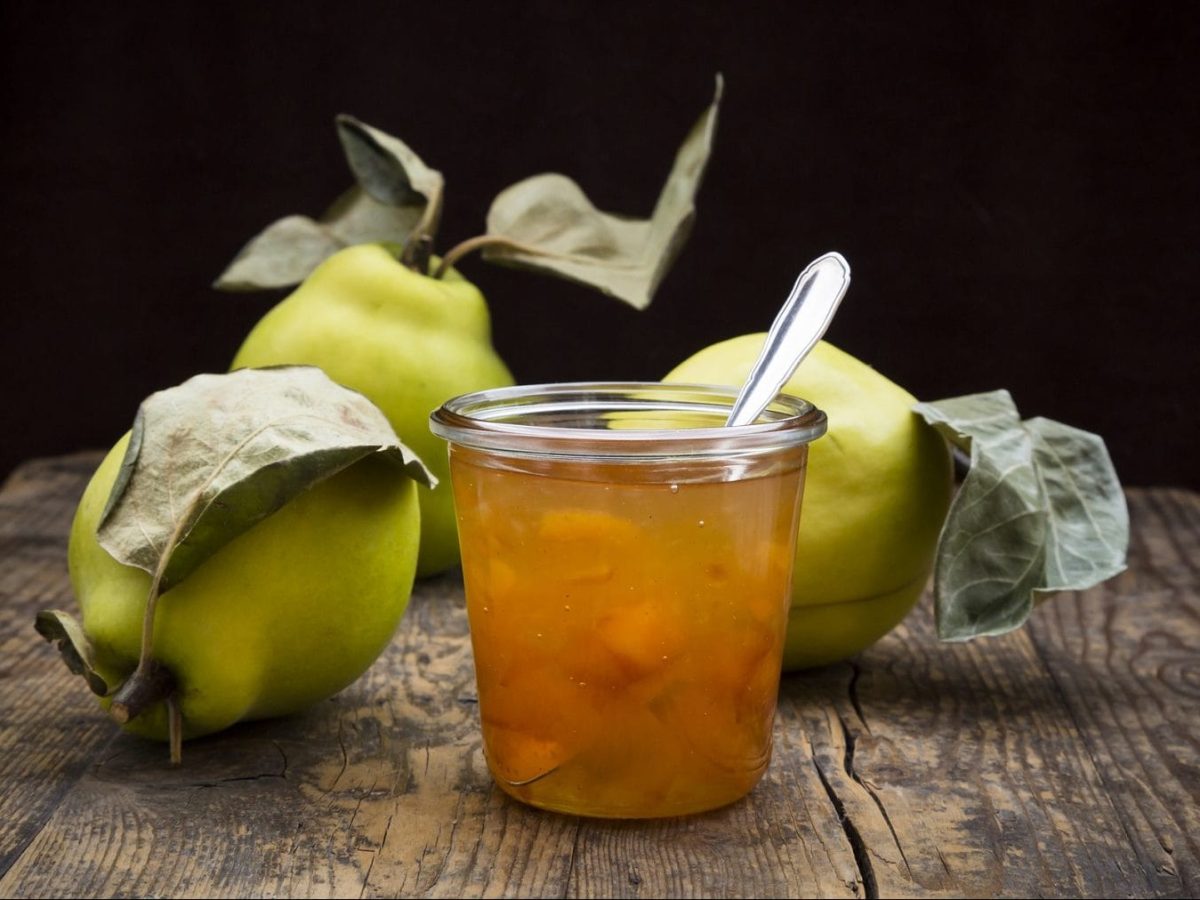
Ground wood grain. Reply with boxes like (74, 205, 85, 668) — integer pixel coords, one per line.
(0, 455, 1196, 898)
(798, 615, 1148, 897)
(0, 455, 121, 875)
(1027, 489, 1200, 897)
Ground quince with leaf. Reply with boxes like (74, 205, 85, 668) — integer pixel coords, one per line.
(38, 368, 433, 762)
(667, 336, 1129, 668)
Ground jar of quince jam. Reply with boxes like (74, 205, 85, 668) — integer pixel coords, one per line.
(430, 382, 826, 818)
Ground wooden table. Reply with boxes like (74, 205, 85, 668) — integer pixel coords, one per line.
(0, 454, 1196, 899)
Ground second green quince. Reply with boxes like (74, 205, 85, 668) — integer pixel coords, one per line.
(232, 244, 514, 577)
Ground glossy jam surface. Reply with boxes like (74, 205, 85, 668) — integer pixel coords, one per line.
(451, 447, 806, 818)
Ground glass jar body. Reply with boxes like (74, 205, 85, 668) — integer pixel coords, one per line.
(432, 383, 824, 818)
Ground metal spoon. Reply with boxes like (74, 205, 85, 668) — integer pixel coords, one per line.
(725, 251, 851, 427)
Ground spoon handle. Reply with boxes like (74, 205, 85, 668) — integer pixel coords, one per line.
(725, 252, 851, 427)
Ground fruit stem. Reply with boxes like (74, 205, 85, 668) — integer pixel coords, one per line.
(406, 235, 433, 275)
(401, 183, 444, 273)
(109, 659, 176, 724)
(167, 696, 183, 765)
(433, 234, 556, 279)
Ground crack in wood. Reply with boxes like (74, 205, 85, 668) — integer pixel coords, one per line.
(811, 743, 875, 898)
(325, 717, 350, 796)
(564, 818, 583, 895)
(837, 709, 913, 881)
(356, 848, 377, 900)
(423, 796, 465, 890)
(847, 661, 871, 734)
(271, 740, 289, 781)
(188, 771, 287, 788)
(358, 813, 392, 898)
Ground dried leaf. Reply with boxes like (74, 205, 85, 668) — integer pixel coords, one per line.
(35, 610, 112, 696)
(336, 115, 444, 214)
(914, 391, 1128, 641)
(214, 215, 342, 291)
(213, 189, 423, 291)
(98, 366, 434, 593)
(322, 186, 418, 246)
(215, 116, 442, 291)
(481, 75, 723, 309)
(1027, 416, 1129, 591)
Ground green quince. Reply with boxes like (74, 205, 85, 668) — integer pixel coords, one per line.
(231, 244, 514, 577)
(666, 337, 954, 669)
(67, 433, 422, 742)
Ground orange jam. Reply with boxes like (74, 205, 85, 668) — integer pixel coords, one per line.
(450, 447, 806, 818)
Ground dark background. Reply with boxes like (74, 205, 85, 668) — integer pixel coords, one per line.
(2, 2, 1196, 486)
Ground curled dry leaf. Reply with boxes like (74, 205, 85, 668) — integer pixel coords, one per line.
(914, 390, 1128, 641)
(335, 115, 444, 216)
(481, 75, 724, 309)
(98, 366, 434, 594)
(35, 610, 112, 696)
(215, 116, 443, 290)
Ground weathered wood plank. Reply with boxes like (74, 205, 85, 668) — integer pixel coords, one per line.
(0, 455, 1196, 898)
(0, 454, 860, 899)
(563, 740, 864, 900)
(1026, 488, 1200, 897)
(0, 562, 860, 898)
(789, 489, 1200, 898)
(0, 575, 507, 899)
(0, 454, 121, 874)
(800, 617, 1152, 898)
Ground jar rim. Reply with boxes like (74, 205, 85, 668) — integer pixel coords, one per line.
(429, 381, 827, 459)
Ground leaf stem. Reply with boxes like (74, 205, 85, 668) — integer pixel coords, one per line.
(433, 234, 555, 279)
(138, 565, 169, 671)
(108, 510, 187, 727)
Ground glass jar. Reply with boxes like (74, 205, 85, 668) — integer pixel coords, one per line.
(430, 382, 826, 818)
